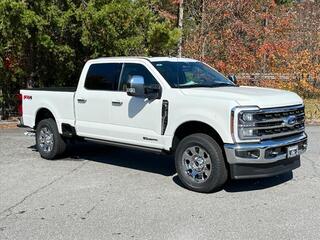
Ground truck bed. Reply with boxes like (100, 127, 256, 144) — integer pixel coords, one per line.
(20, 89, 76, 132)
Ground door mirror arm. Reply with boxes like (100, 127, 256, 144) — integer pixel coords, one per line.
(145, 84, 162, 100)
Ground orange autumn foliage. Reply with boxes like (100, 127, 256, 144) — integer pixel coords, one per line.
(182, 0, 320, 98)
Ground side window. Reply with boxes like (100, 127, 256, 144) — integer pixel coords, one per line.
(119, 63, 159, 91)
(85, 63, 122, 91)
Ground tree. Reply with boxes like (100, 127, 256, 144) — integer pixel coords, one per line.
(0, 0, 180, 119)
(184, 1, 295, 72)
(0, 0, 33, 118)
(80, 0, 179, 58)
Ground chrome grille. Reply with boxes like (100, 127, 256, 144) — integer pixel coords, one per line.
(240, 105, 305, 140)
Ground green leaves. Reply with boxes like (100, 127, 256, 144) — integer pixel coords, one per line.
(275, 0, 294, 5)
(80, 0, 179, 57)
(147, 22, 180, 56)
(0, 0, 180, 117)
(0, 0, 179, 90)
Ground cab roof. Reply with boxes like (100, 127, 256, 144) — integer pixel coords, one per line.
(95, 56, 198, 62)
(147, 57, 198, 62)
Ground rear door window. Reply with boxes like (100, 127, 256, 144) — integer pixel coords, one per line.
(85, 63, 122, 91)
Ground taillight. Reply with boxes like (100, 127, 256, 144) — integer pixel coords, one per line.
(17, 93, 22, 116)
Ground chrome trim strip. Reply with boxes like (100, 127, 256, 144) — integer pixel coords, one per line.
(260, 129, 305, 140)
(255, 104, 304, 112)
(239, 122, 304, 130)
(239, 113, 304, 127)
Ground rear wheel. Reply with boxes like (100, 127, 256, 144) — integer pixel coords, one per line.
(36, 118, 66, 160)
(175, 133, 228, 193)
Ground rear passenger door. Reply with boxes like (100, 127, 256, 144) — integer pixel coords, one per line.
(75, 62, 122, 139)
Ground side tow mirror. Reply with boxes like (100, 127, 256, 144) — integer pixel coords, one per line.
(127, 75, 146, 97)
(228, 75, 238, 85)
(127, 75, 161, 100)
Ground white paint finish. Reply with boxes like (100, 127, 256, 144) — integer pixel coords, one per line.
(95, 56, 198, 63)
(21, 57, 304, 150)
(148, 57, 197, 62)
(20, 90, 75, 133)
(108, 91, 163, 148)
(163, 89, 237, 144)
(180, 86, 303, 108)
(72, 59, 167, 148)
(74, 89, 110, 138)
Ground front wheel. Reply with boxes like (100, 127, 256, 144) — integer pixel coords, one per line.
(175, 133, 228, 193)
(36, 118, 66, 160)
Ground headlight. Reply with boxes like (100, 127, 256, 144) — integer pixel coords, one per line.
(232, 106, 260, 142)
(238, 110, 260, 141)
(241, 112, 254, 122)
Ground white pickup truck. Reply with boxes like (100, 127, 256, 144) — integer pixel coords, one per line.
(20, 57, 308, 192)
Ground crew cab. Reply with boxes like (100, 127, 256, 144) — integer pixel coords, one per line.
(20, 57, 308, 192)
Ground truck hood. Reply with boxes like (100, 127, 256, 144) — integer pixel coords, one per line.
(180, 86, 303, 108)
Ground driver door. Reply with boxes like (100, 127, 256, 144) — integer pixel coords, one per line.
(107, 63, 163, 148)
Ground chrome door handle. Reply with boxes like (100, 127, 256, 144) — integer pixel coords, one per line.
(112, 101, 123, 106)
(77, 98, 87, 104)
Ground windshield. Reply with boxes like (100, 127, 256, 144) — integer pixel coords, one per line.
(151, 61, 235, 88)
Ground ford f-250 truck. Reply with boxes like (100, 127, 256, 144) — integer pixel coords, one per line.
(20, 57, 308, 192)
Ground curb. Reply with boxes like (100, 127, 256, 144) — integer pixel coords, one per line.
(0, 121, 19, 129)
(305, 120, 320, 126)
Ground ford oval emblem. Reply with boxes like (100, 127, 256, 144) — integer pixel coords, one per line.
(285, 115, 297, 127)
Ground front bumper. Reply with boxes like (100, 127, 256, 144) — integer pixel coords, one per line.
(224, 133, 307, 179)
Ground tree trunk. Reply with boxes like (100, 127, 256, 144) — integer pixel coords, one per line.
(1, 88, 5, 120)
(200, 0, 206, 59)
(262, 6, 268, 75)
(177, 0, 184, 58)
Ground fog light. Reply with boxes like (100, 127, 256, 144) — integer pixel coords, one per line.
(302, 142, 307, 150)
(235, 149, 260, 159)
(265, 147, 282, 158)
(242, 128, 254, 137)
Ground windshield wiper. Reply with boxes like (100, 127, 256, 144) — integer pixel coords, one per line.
(212, 82, 236, 87)
(178, 84, 215, 88)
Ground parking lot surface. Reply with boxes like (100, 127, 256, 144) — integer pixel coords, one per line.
(0, 127, 319, 240)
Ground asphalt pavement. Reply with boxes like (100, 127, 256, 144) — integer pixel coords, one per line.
(0, 126, 319, 240)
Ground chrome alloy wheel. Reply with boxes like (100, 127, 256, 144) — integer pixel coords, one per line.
(182, 146, 212, 183)
(38, 127, 54, 153)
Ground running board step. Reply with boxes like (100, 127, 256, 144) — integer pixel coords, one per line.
(84, 137, 167, 154)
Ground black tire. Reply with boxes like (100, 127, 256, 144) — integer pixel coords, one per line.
(175, 133, 228, 193)
(36, 118, 66, 160)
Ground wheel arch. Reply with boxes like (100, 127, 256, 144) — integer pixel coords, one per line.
(172, 121, 224, 152)
(35, 108, 56, 129)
